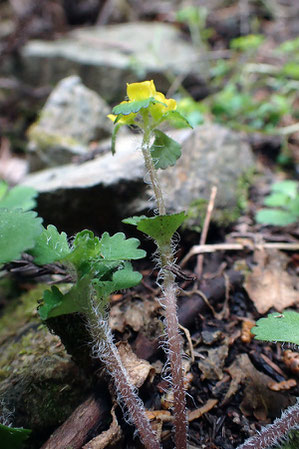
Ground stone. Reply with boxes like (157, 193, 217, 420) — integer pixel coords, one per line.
(27, 76, 112, 170)
(13, 22, 201, 102)
(22, 124, 255, 234)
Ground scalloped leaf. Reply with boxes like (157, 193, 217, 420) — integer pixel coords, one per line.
(29, 224, 70, 265)
(0, 423, 31, 449)
(0, 209, 43, 263)
(112, 98, 154, 116)
(99, 232, 146, 260)
(93, 261, 142, 299)
(150, 130, 182, 170)
(67, 230, 101, 269)
(39, 274, 93, 320)
(252, 310, 299, 345)
(163, 110, 193, 128)
(0, 185, 37, 211)
(134, 212, 186, 246)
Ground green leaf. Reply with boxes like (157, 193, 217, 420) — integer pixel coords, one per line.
(0, 423, 31, 449)
(252, 310, 299, 345)
(122, 215, 148, 226)
(263, 192, 290, 207)
(0, 185, 37, 211)
(30, 225, 71, 265)
(39, 274, 93, 320)
(256, 208, 297, 226)
(112, 98, 154, 116)
(150, 130, 182, 170)
(163, 110, 193, 128)
(67, 230, 101, 268)
(0, 209, 43, 263)
(271, 180, 298, 199)
(111, 123, 122, 155)
(134, 212, 186, 246)
(93, 261, 142, 298)
(99, 232, 146, 260)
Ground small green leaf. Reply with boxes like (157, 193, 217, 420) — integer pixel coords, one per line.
(135, 212, 186, 246)
(67, 230, 101, 268)
(256, 208, 297, 226)
(30, 225, 70, 265)
(0, 209, 43, 263)
(163, 110, 193, 128)
(0, 423, 31, 449)
(93, 261, 142, 298)
(272, 180, 298, 199)
(252, 310, 299, 345)
(0, 185, 37, 211)
(150, 130, 182, 170)
(39, 275, 93, 320)
(263, 192, 290, 207)
(99, 232, 146, 260)
(112, 98, 153, 116)
(122, 215, 148, 226)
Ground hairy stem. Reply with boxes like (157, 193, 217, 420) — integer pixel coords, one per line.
(141, 134, 188, 449)
(141, 129, 166, 215)
(237, 399, 299, 449)
(89, 307, 161, 449)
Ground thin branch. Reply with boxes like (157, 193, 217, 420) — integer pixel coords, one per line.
(195, 186, 217, 278)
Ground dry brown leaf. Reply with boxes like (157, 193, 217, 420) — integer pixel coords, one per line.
(244, 249, 299, 314)
(197, 341, 229, 380)
(188, 399, 218, 422)
(109, 297, 157, 333)
(82, 407, 123, 449)
(224, 353, 291, 419)
(117, 341, 154, 388)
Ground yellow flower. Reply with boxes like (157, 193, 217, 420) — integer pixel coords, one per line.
(127, 80, 156, 101)
(108, 80, 177, 126)
(150, 91, 177, 121)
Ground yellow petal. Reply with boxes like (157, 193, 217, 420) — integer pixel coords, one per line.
(107, 114, 117, 122)
(150, 92, 177, 120)
(127, 80, 156, 101)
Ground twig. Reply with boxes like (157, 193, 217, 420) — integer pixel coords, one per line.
(181, 242, 299, 267)
(194, 186, 217, 279)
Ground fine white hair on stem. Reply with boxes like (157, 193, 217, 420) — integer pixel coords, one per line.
(237, 398, 299, 449)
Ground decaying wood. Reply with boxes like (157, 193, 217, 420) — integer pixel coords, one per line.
(40, 395, 110, 449)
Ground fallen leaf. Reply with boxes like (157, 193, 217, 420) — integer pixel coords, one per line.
(244, 249, 299, 314)
(188, 399, 218, 422)
(82, 407, 123, 449)
(117, 341, 154, 388)
(197, 341, 229, 380)
(224, 353, 291, 419)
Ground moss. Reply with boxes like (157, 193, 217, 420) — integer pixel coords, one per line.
(28, 124, 79, 150)
(0, 284, 47, 344)
(0, 284, 92, 439)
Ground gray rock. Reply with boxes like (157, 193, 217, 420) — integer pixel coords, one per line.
(15, 22, 201, 102)
(27, 76, 112, 170)
(22, 124, 255, 234)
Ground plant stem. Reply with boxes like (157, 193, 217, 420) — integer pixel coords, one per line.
(141, 133, 188, 449)
(141, 129, 166, 215)
(89, 306, 161, 449)
(237, 399, 299, 449)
